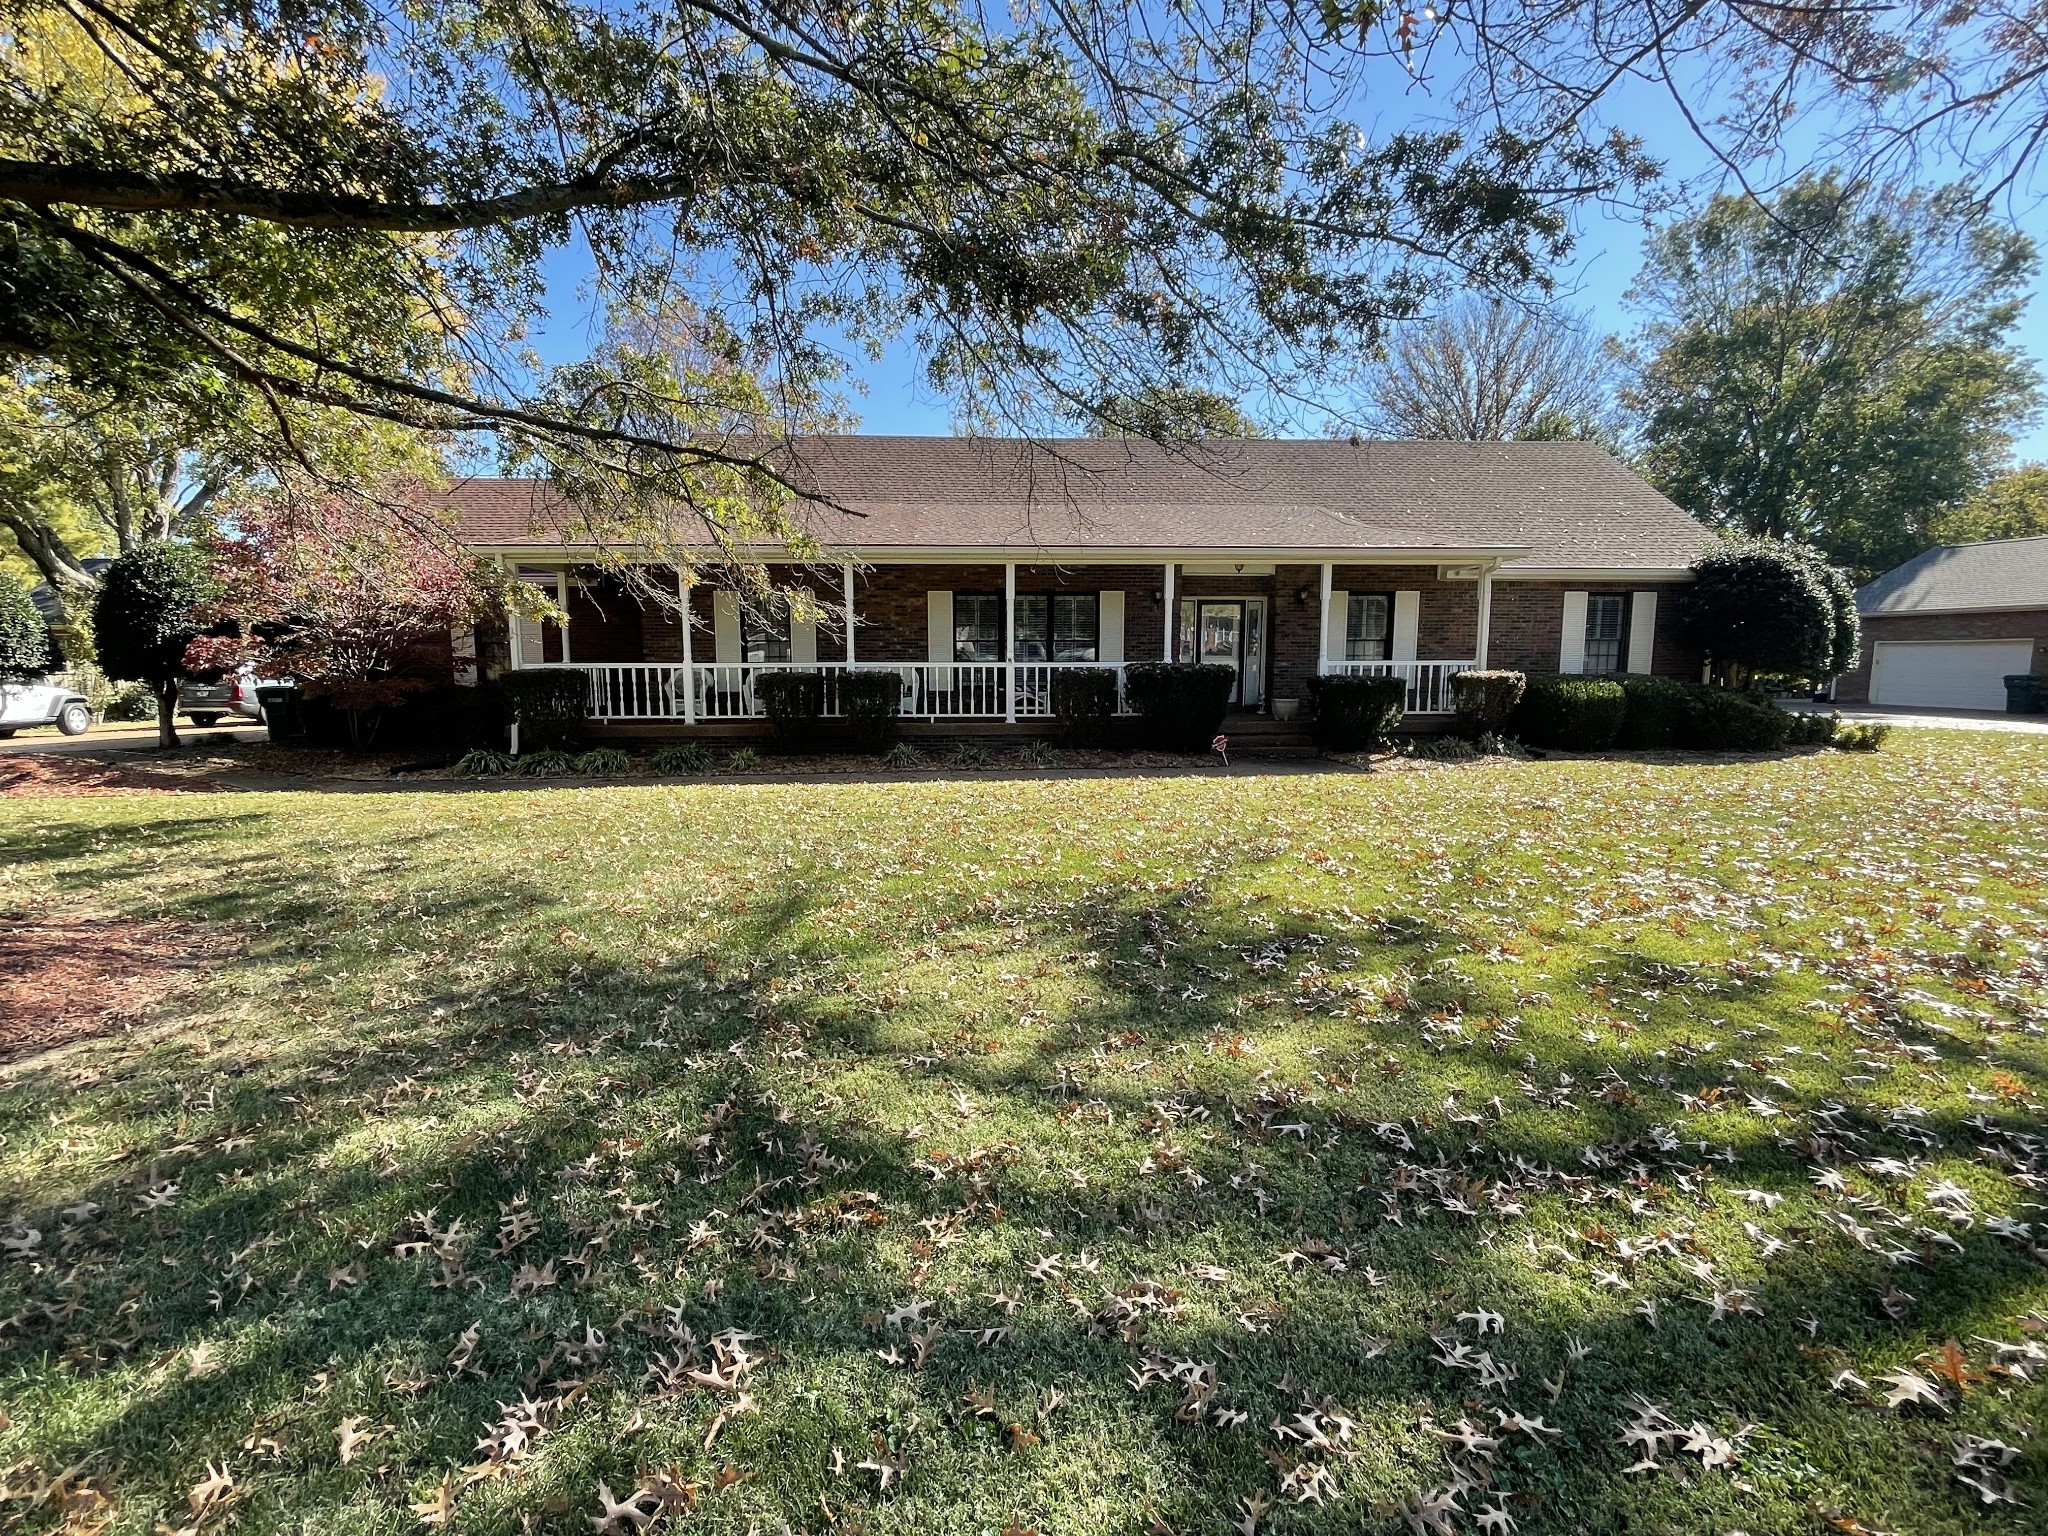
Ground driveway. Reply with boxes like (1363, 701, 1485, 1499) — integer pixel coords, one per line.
(0, 722, 266, 755)
(1793, 702, 2048, 735)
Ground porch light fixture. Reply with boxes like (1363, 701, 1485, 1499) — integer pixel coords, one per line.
(1150, 589, 1163, 604)
(1296, 586, 1314, 605)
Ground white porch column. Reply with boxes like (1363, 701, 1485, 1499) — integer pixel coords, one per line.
(555, 570, 571, 665)
(843, 561, 857, 665)
(1161, 562, 1175, 661)
(504, 557, 522, 671)
(1475, 565, 1495, 669)
(678, 568, 696, 725)
(1004, 561, 1017, 722)
(1317, 562, 1333, 676)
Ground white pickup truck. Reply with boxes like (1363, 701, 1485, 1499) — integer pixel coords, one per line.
(0, 680, 94, 738)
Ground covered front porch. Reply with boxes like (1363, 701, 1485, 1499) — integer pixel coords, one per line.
(501, 557, 1494, 727)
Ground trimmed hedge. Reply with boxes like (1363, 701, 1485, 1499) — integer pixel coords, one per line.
(840, 670, 901, 753)
(1676, 685, 1791, 751)
(1123, 662, 1234, 751)
(1305, 673, 1406, 751)
(1522, 673, 1803, 753)
(494, 668, 589, 751)
(1449, 670, 1524, 736)
(755, 669, 826, 750)
(1615, 675, 1689, 748)
(1050, 667, 1120, 745)
(1511, 676, 1627, 750)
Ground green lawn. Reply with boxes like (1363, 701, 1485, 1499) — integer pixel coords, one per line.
(2, 736, 2046, 1536)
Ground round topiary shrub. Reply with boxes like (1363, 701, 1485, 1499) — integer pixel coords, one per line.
(1511, 676, 1627, 750)
(754, 669, 825, 751)
(1680, 538, 1860, 684)
(90, 541, 221, 748)
(839, 670, 901, 753)
(1449, 670, 1525, 736)
(1123, 662, 1235, 751)
(1050, 667, 1120, 745)
(1304, 673, 1406, 751)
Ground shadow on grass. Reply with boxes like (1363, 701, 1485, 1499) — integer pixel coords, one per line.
(0, 789, 2043, 1535)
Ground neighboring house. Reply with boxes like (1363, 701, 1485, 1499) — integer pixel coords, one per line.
(1837, 536, 2048, 712)
(448, 437, 1712, 733)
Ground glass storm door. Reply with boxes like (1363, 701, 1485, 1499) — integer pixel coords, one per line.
(1198, 601, 1246, 705)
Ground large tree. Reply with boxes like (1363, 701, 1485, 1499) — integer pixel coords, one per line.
(1363, 295, 1619, 443)
(7, 3, 2046, 586)
(1934, 464, 2048, 545)
(1623, 176, 2040, 579)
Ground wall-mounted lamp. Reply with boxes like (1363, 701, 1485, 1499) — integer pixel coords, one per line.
(1150, 589, 1164, 605)
(1295, 586, 1314, 606)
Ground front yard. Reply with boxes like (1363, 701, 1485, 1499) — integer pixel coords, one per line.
(1, 734, 2045, 1535)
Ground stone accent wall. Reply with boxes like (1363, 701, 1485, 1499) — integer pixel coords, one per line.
(1835, 608, 2048, 704)
(1488, 579, 1700, 681)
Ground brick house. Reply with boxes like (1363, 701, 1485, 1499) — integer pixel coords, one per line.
(448, 436, 1712, 735)
(1836, 536, 2048, 711)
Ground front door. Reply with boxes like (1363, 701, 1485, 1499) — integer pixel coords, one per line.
(1194, 599, 1267, 707)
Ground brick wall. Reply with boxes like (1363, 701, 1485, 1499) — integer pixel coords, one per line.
(1835, 608, 2048, 703)
(564, 572, 645, 664)
(1488, 579, 1700, 681)
(530, 564, 1702, 691)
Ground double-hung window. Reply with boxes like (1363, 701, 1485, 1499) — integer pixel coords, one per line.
(742, 597, 791, 663)
(1345, 594, 1392, 661)
(953, 593, 1003, 662)
(1013, 593, 1100, 662)
(1583, 594, 1628, 675)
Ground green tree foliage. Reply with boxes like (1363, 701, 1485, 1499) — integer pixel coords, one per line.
(0, 569, 56, 679)
(1624, 176, 2039, 579)
(89, 542, 218, 748)
(1934, 463, 2048, 545)
(1084, 388, 1264, 439)
(2, 0, 1663, 575)
(1680, 538, 1861, 684)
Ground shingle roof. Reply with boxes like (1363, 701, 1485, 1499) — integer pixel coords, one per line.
(444, 436, 1711, 572)
(1857, 536, 2048, 615)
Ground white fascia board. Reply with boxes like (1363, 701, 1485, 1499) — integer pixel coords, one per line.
(1861, 600, 2048, 618)
(1500, 567, 1696, 583)
(469, 543, 1534, 564)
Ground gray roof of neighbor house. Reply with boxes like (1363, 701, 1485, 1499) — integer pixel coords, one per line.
(1857, 536, 2048, 616)
(444, 436, 1712, 573)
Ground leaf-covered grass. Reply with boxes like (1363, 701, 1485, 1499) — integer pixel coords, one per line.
(2, 733, 2046, 1536)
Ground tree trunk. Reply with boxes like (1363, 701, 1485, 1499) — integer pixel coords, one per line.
(155, 684, 181, 750)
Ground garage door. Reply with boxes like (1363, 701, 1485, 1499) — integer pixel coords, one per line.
(1870, 639, 2035, 711)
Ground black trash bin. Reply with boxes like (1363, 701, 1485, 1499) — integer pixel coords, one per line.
(256, 684, 304, 742)
(2004, 674, 2047, 715)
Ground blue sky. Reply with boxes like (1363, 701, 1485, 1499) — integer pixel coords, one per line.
(525, 58, 2048, 461)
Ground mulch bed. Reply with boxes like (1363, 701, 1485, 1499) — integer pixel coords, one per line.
(0, 754, 235, 797)
(0, 916, 202, 1063)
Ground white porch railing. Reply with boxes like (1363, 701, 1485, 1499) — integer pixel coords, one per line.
(544, 658, 1475, 722)
(1320, 660, 1474, 716)
(561, 661, 1134, 722)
